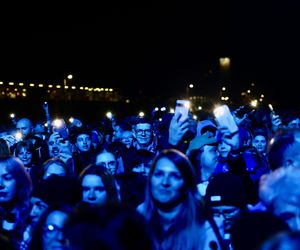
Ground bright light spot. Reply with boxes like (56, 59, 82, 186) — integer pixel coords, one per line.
(193, 115, 197, 120)
(222, 86, 226, 91)
(10, 113, 15, 118)
(106, 112, 113, 119)
(67, 74, 73, 80)
(69, 117, 74, 123)
(170, 108, 175, 113)
(15, 132, 23, 140)
(189, 84, 194, 88)
(198, 106, 202, 110)
(53, 119, 63, 128)
(139, 112, 145, 117)
(160, 107, 166, 111)
(250, 100, 258, 107)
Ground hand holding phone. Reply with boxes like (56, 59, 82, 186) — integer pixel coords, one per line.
(213, 104, 238, 134)
(175, 100, 190, 122)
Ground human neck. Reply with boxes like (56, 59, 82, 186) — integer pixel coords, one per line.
(157, 203, 182, 231)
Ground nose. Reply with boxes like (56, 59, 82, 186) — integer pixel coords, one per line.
(88, 190, 96, 200)
(162, 175, 170, 186)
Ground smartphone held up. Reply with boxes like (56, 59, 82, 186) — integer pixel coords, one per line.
(175, 100, 190, 122)
(213, 104, 238, 134)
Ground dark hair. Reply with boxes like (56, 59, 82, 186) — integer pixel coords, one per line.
(41, 157, 69, 178)
(14, 139, 35, 156)
(29, 203, 74, 250)
(0, 156, 32, 237)
(79, 164, 119, 205)
(0, 138, 10, 157)
(64, 203, 155, 250)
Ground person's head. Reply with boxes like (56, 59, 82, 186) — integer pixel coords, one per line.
(0, 138, 11, 157)
(132, 117, 153, 148)
(187, 132, 219, 182)
(29, 203, 74, 250)
(205, 172, 249, 234)
(263, 166, 300, 231)
(131, 149, 156, 177)
(120, 130, 134, 148)
(30, 175, 81, 225)
(252, 129, 269, 154)
(146, 149, 199, 211)
(258, 230, 300, 250)
(95, 150, 118, 176)
(112, 119, 132, 143)
(14, 139, 35, 166)
(64, 203, 154, 250)
(79, 164, 119, 207)
(0, 156, 32, 210)
(16, 118, 32, 139)
(267, 127, 300, 170)
(42, 157, 68, 180)
(70, 127, 92, 153)
(217, 139, 231, 158)
(230, 211, 290, 250)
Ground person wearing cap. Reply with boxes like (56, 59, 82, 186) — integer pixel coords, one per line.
(186, 131, 219, 196)
(204, 172, 250, 249)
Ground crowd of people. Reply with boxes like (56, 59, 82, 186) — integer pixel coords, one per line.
(0, 100, 300, 250)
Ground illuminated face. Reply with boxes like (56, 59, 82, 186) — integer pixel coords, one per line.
(48, 133, 60, 158)
(82, 174, 107, 206)
(16, 119, 32, 138)
(132, 162, 151, 176)
(96, 152, 117, 176)
(133, 123, 152, 147)
(252, 135, 267, 154)
(151, 157, 184, 205)
(112, 125, 123, 142)
(17, 147, 33, 166)
(42, 210, 69, 250)
(43, 164, 66, 180)
(273, 197, 300, 231)
(120, 131, 134, 148)
(199, 145, 219, 171)
(218, 140, 231, 158)
(30, 197, 48, 225)
(0, 165, 17, 203)
(75, 134, 91, 152)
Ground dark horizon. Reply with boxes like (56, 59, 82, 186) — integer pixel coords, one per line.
(0, 1, 299, 106)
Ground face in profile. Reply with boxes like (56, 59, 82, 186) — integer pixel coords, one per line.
(150, 157, 184, 205)
(0, 165, 17, 203)
(42, 210, 69, 250)
(30, 197, 48, 225)
(81, 174, 107, 207)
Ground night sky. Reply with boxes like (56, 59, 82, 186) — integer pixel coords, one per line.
(0, 1, 300, 107)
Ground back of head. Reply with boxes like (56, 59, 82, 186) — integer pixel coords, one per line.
(32, 175, 81, 206)
(205, 172, 248, 209)
(230, 211, 289, 250)
(64, 204, 154, 250)
(267, 128, 300, 170)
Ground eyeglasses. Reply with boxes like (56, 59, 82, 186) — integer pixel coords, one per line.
(211, 207, 240, 218)
(43, 224, 63, 237)
(135, 129, 152, 135)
